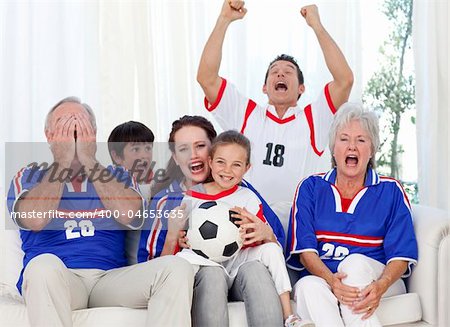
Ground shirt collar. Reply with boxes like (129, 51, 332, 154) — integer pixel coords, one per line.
(322, 168, 380, 187)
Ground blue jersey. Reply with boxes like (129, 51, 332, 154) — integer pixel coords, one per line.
(137, 179, 285, 262)
(7, 165, 142, 293)
(286, 169, 418, 277)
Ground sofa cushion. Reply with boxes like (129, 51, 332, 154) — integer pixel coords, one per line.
(378, 293, 422, 325)
(229, 295, 422, 327)
(0, 297, 148, 327)
(0, 228, 24, 301)
(0, 293, 425, 327)
(0, 202, 429, 326)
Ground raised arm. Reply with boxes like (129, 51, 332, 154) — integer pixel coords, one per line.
(197, 0, 247, 104)
(301, 5, 354, 109)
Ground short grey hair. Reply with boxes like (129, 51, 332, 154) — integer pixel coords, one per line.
(45, 96, 97, 131)
(329, 102, 380, 169)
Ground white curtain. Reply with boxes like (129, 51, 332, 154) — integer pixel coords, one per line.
(413, 0, 449, 210)
(0, 0, 361, 209)
(1, 0, 361, 141)
(0, 1, 101, 219)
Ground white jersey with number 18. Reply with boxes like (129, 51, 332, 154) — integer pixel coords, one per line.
(204, 78, 336, 204)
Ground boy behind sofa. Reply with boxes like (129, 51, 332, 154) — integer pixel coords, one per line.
(108, 121, 155, 202)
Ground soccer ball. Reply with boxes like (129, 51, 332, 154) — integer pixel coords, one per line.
(186, 201, 243, 263)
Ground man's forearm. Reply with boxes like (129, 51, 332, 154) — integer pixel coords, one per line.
(86, 162, 142, 226)
(15, 168, 66, 231)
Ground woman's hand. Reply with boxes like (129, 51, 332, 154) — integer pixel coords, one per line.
(231, 206, 276, 245)
(329, 272, 361, 307)
(161, 203, 189, 256)
(352, 260, 408, 319)
(166, 203, 188, 243)
(351, 279, 388, 319)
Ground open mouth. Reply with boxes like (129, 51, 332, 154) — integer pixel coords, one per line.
(275, 82, 288, 91)
(189, 162, 205, 173)
(345, 155, 358, 166)
(135, 160, 148, 170)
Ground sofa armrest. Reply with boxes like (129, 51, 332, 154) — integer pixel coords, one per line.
(408, 204, 450, 326)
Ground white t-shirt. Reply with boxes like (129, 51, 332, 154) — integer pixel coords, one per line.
(205, 78, 336, 204)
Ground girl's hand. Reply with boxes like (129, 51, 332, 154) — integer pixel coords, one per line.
(178, 230, 190, 249)
(232, 207, 276, 245)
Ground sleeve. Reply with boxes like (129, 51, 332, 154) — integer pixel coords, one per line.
(241, 188, 265, 221)
(305, 82, 336, 156)
(137, 190, 184, 262)
(204, 77, 256, 132)
(240, 188, 267, 248)
(137, 192, 163, 262)
(285, 177, 318, 270)
(241, 180, 285, 246)
(383, 182, 418, 277)
(7, 166, 48, 226)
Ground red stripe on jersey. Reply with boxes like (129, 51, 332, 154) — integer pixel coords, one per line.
(148, 219, 160, 259)
(380, 177, 411, 208)
(240, 100, 257, 133)
(242, 204, 266, 249)
(56, 210, 108, 219)
(204, 78, 227, 112)
(148, 197, 168, 259)
(265, 110, 295, 124)
(58, 208, 104, 213)
(324, 82, 337, 114)
(290, 180, 303, 251)
(14, 168, 25, 195)
(304, 104, 324, 156)
(317, 237, 382, 248)
(187, 185, 238, 200)
(256, 204, 267, 223)
(316, 230, 384, 247)
(131, 175, 139, 190)
(316, 230, 383, 241)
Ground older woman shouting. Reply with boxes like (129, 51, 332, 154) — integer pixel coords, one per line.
(286, 103, 418, 326)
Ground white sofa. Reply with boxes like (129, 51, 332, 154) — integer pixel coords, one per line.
(1, 204, 449, 326)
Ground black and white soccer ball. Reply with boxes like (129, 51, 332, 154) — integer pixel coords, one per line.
(187, 201, 243, 263)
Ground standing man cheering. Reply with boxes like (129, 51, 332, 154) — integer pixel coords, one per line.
(197, 1, 354, 204)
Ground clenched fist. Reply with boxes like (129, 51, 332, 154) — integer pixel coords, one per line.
(300, 5, 322, 29)
(220, 0, 247, 23)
